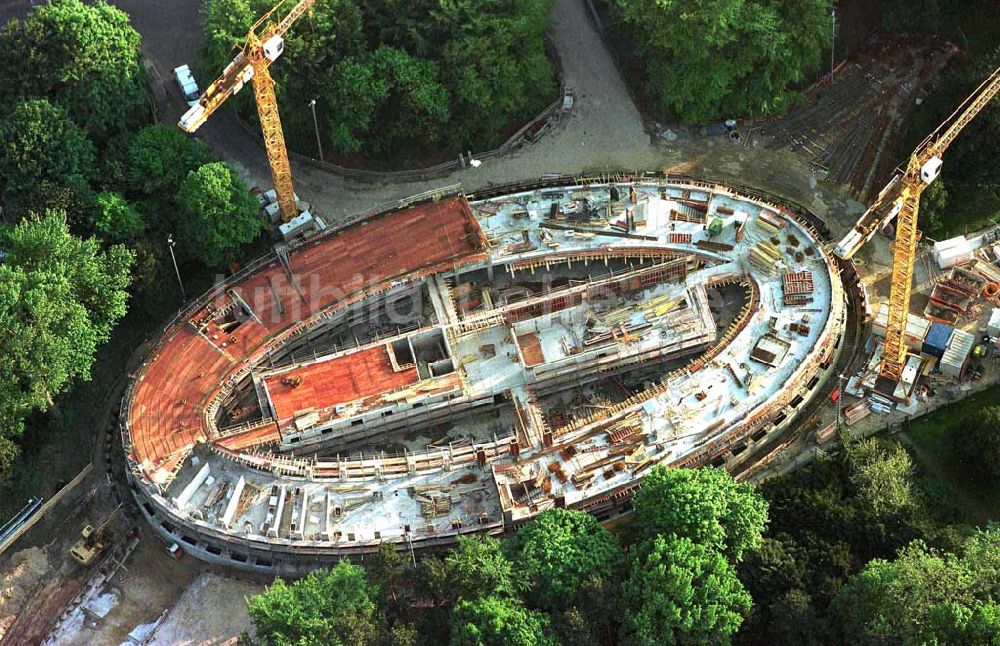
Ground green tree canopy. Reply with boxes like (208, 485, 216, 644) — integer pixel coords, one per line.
(844, 437, 918, 519)
(118, 125, 214, 198)
(919, 178, 948, 236)
(444, 535, 523, 602)
(245, 561, 377, 646)
(0, 0, 150, 142)
(199, 0, 556, 160)
(175, 162, 263, 268)
(91, 192, 145, 243)
(514, 508, 623, 642)
(0, 211, 133, 443)
(0, 436, 18, 487)
(449, 595, 556, 646)
(614, 0, 832, 124)
(957, 405, 1000, 483)
(514, 508, 622, 610)
(631, 465, 768, 562)
(0, 99, 96, 212)
(881, 0, 942, 35)
(620, 534, 752, 645)
(831, 527, 1000, 644)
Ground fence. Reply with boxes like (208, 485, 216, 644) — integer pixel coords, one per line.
(0, 464, 93, 558)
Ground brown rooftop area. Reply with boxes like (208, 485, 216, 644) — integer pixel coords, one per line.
(265, 346, 420, 425)
(127, 196, 488, 483)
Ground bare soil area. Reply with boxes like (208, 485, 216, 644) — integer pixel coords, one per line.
(148, 572, 262, 646)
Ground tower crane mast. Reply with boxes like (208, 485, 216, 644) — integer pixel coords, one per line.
(179, 0, 315, 223)
(835, 65, 1000, 389)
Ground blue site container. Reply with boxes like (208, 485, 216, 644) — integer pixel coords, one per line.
(922, 322, 953, 358)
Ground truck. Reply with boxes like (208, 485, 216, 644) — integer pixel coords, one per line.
(173, 65, 200, 107)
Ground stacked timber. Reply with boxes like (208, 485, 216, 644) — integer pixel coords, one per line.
(843, 400, 871, 426)
(749, 240, 782, 274)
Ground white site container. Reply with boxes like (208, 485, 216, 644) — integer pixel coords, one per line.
(941, 328, 975, 378)
(279, 212, 318, 241)
(873, 303, 930, 350)
(933, 236, 975, 269)
(989, 308, 1000, 338)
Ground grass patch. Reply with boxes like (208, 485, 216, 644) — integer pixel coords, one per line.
(902, 387, 1000, 526)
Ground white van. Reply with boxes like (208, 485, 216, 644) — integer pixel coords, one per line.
(173, 65, 200, 107)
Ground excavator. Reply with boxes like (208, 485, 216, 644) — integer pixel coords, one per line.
(179, 0, 315, 223)
(70, 503, 123, 566)
(834, 64, 1000, 394)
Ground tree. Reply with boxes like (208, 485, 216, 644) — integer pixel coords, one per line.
(631, 465, 768, 562)
(199, 0, 556, 160)
(444, 536, 523, 602)
(90, 192, 145, 243)
(957, 405, 1000, 483)
(620, 535, 752, 645)
(881, 0, 942, 35)
(176, 162, 263, 267)
(0, 211, 133, 446)
(919, 179, 948, 237)
(436, 0, 556, 151)
(245, 561, 377, 646)
(513, 508, 622, 640)
(0, 0, 150, 142)
(365, 46, 450, 156)
(831, 527, 1000, 644)
(449, 596, 556, 646)
(614, 0, 832, 124)
(844, 437, 918, 519)
(515, 508, 622, 609)
(0, 99, 95, 211)
(0, 436, 18, 487)
(119, 125, 214, 198)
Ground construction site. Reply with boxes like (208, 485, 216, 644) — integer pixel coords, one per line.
(4, 0, 1000, 638)
(120, 175, 849, 572)
(118, 0, 1000, 571)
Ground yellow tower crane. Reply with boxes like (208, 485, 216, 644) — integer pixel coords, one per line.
(178, 0, 315, 223)
(835, 65, 1000, 391)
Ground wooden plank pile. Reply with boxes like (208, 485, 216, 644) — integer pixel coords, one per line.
(412, 485, 455, 518)
(782, 271, 814, 306)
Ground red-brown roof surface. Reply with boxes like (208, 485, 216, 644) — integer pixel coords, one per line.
(127, 196, 487, 483)
(265, 346, 419, 424)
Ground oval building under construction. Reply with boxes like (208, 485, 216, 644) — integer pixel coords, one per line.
(121, 174, 847, 574)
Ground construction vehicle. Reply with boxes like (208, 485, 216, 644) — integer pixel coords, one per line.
(835, 65, 1000, 391)
(178, 0, 315, 223)
(70, 503, 123, 566)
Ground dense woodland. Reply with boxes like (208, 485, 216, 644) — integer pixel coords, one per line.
(611, 0, 834, 124)
(241, 450, 1000, 645)
(198, 0, 557, 164)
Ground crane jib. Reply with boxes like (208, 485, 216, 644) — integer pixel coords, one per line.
(833, 64, 1000, 394)
(173, 0, 317, 223)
